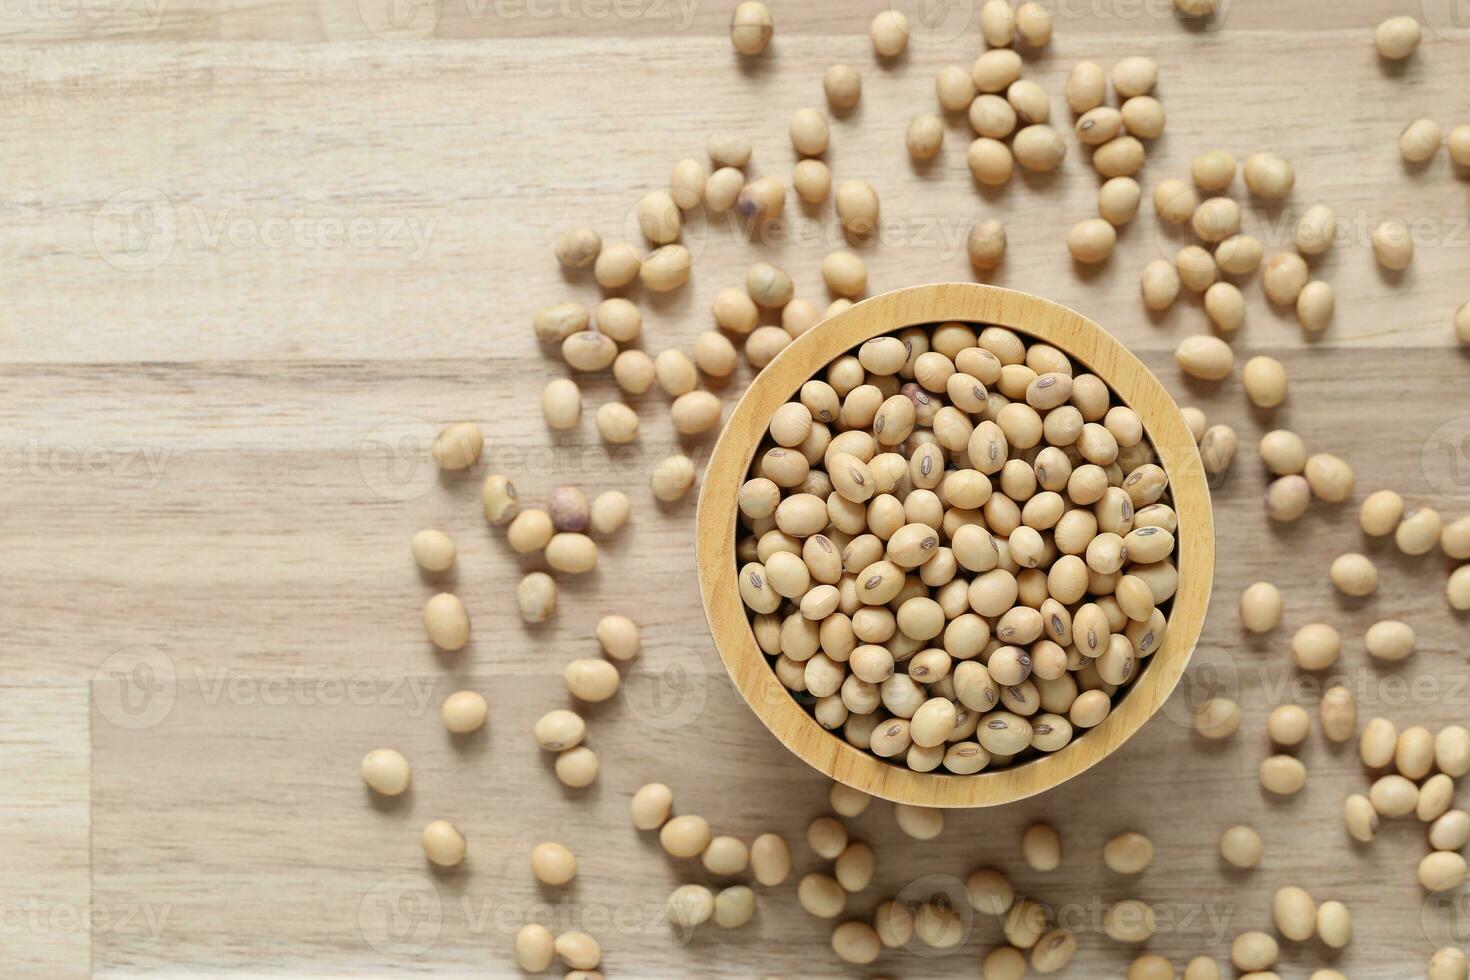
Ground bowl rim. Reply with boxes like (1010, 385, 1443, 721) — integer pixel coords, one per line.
(695, 283, 1215, 808)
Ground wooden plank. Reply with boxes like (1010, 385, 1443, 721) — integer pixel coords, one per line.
(1, 32, 1466, 365)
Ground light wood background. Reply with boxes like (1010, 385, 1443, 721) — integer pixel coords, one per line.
(4, 1, 1470, 977)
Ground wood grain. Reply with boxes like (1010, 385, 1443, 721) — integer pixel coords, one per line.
(696, 283, 1215, 808)
(3, 2, 1470, 977)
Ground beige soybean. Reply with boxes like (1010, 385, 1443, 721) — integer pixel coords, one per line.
(906, 114, 945, 161)
(1452, 566, 1470, 610)
(1103, 832, 1153, 874)
(1154, 178, 1200, 223)
(968, 220, 1008, 271)
(1398, 725, 1437, 779)
(1220, 825, 1262, 868)
(554, 932, 601, 971)
(1014, 125, 1067, 173)
(1274, 885, 1316, 941)
(1216, 234, 1263, 275)
(1243, 152, 1294, 199)
(651, 454, 696, 501)
(1230, 932, 1278, 972)
(1419, 774, 1455, 822)
(714, 885, 756, 928)
(1370, 774, 1420, 817)
(1260, 430, 1307, 476)
(1141, 260, 1181, 310)
(1365, 619, 1415, 662)
(751, 832, 791, 885)
(1020, 823, 1062, 871)
(1402, 118, 1444, 163)
(798, 872, 847, 918)
(835, 180, 880, 240)
(1304, 453, 1355, 502)
(442, 690, 487, 734)
(834, 841, 875, 892)
(594, 401, 638, 444)
(1397, 506, 1444, 555)
(831, 920, 881, 965)
(1175, 335, 1234, 380)
(1112, 56, 1157, 97)
(869, 10, 909, 57)
(825, 64, 862, 109)
(730, 1, 773, 54)
(534, 301, 589, 344)
(515, 924, 555, 971)
(1015, 2, 1052, 45)
(936, 64, 975, 112)
(1429, 810, 1470, 850)
(628, 782, 674, 831)
(1242, 356, 1287, 408)
(1194, 697, 1241, 740)
(1099, 177, 1142, 225)
(513, 565, 564, 615)
(1420, 852, 1468, 893)
(534, 709, 585, 752)
(1176, 245, 1217, 292)
(422, 819, 466, 867)
(1066, 61, 1106, 113)
(424, 593, 470, 651)
(1263, 252, 1309, 305)
(613, 349, 656, 395)
(1291, 623, 1340, 670)
(1239, 581, 1283, 633)
(1104, 899, 1157, 943)
(1430, 948, 1470, 980)
(1267, 704, 1310, 746)
(531, 842, 576, 885)
(1067, 219, 1117, 263)
(411, 529, 456, 572)
(1442, 516, 1470, 559)
(1204, 282, 1245, 333)
(639, 244, 691, 291)
(565, 658, 620, 703)
(1361, 717, 1399, 768)
(432, 422, 483, 471)
(1372, 219, 1414, 270)
(1437, 726, 1470, 776)
(1320, 686, 1357, 743)
(1259, 755, 1306, 795)
(1345, 793, 1380, 842)
(361, 748, 411, 796)
(1329, 552, 1377, 596)
(1375, 15, 1421, 59)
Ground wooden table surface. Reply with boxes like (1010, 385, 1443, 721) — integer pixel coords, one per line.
(4, 1, 1469, 977)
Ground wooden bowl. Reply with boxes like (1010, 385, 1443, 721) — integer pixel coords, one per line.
(695, 283, 1215, 807)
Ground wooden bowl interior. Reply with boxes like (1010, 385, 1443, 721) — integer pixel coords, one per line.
(695, 284, 1215, 807)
